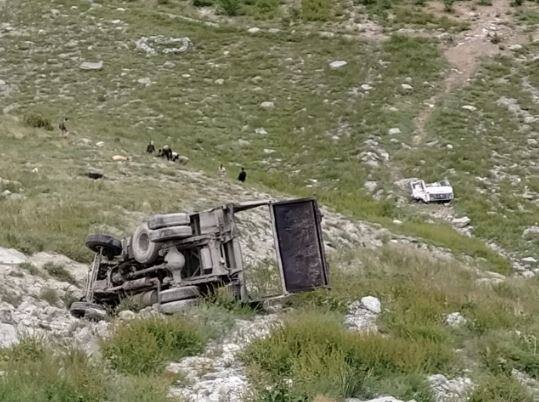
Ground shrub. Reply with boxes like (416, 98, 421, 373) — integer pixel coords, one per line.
(23, 113, 53, 130)
(18, 262, 40, 276)
(193, 0, 214, 6)
(102, 317, 204, 375)
(40, 287, 60, 306)
(0, 340, 107, 401)
(43, 262, 77, 285)
(216, 0, 242, 15)
(243, 311, 451, 399)
(443, 0, 454, 11)
(301, 0, 331, 21)
(469, 375, 532, 402)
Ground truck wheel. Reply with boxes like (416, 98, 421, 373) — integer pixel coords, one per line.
(132, 223, 160, 264)
(159, 299, 199, 314)
(147, 213, 190, 230)
(159, 286, 200, 303)
(70, 301, 107, 321)
(149, 226, 193, 243)
(85, 234, 123, 257)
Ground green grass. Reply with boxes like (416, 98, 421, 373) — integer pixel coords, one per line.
(43, 262, 77, 285)
(0, 338, 175, 402)
(469, 375, 533, 402)
(102, 316, 205, 375)
(39, 287, 60, 306)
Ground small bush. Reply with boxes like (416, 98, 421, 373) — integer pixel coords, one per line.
(23, 113, 53, 130)
(469, 375, 532, 402)
(193, 0, 214, 6)
(40, 287, 60, 306)
(102, 317, 205, 375)
(216, 0, 242, 15)
(107, 375, 173, 402)
(301, 0, 331, 21)
(18, 262, 40, 276)
(0, 340, 107, 401)
(43, 262, 77, 285)
(61, 290, 79, 308)
(443, 0, 454, 11)
(243, 311, 451, 399)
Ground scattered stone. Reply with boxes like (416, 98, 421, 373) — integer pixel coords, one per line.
(521, 257, 537, 265)
(523, 226, 539, 239)
(329, 60, 347, 69)
(254, 127, 267, 135)
(118, 310, 136, 320)
(388, 127, 401, 135)
(247, 27, 261, 34)
(259, 101, 275, 110)
(85, 169, 104, 180)
(0, 247, 27, 265)
(364, 181, 378, 193)
(344, 296, 381, 332)
(445, 312, 467, 327)
(95, 141, 105, 147)
(452, 216, 471, 228)
(427, 374, 474, 402)
(137, 77, 152, 86)
(509, 44, 523, 51)
(135, 36, 192, 55)
(361, 84, 373, 91)
(163, 61, 175, 68)
(462, 105, 477, 112)
(79, 61, 103, 71)
(214, 78, 224, 85)
(0, 323, 18, 347)
(112, 155, 129, 161)
(401, 83, 413, 91)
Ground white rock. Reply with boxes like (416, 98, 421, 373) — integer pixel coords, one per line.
(361, 84, 373, 91)
(523, 226, 539, 239)
(428, 374, 474, 402)
(95, 141, 105, 147)
(364, 181, 378, 193)
(388, 127, 401, 135)
(0, 247, 27, 265)
(462, 105, 477, 112)
(509, 44, 523, 51)
(361, 296, 381, 314)
(259, 101, 275, 110)
(329, 60, 347, 69)
(79, 61, 103, 71)
(521, 257, 537, 264)
(163, 61, 175, 68)
(118, 310, 136, 320)
(247, 27, 261, 34)
(254, 127, 267, 135)
(446, 144, 453, 150)
(401, 83, 413, 91)
(445, 312, 467, 327)
(452, 216, 471, 228)
(0, 323, 18, 347)
(214, 78, 224, 85)
(137, 77, 152, 86)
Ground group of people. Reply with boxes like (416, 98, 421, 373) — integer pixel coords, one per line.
(146, 141, 181, 162)
(146, 141, 247, 182)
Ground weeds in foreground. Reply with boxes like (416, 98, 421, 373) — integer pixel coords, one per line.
(101, 316, 204, 375)
(43, 262, 77, 285)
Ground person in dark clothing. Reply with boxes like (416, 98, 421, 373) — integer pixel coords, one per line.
(59, 117, 68, 135)
(237, 167, 246, 183)
(162, 145, 173, 161)
(146, 140, 155, 154)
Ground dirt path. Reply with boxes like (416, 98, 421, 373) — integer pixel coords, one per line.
(413, 0, 525, 144)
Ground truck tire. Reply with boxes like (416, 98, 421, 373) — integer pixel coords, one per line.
(85, 234, 123, 257)
(132, 223, 160, 265)
(70, 301, 107, 321)
(160, 286, 200, 303)
(159, 299, 198, 314)
(147, 213, 190, 230)
(149, 226, 193, 243)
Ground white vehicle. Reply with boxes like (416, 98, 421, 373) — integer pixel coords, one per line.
(410, 179, 453, 203)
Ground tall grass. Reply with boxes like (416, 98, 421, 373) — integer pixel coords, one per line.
(102, 316, 205, 375)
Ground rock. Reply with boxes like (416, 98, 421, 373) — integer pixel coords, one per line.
(427, 374, 474, 402)
(462, 105, 477, 112)
(522, 257, 537, 265)
(361, 84, 373, 91)
(361, 296, 381, 314)
(347, 397, 410, 402)
(329, 60, 347, 69)
(452, 216, 471, 228)
(112, 155, 128, 161)
(163, 61, 175, 68)
(118, 310, 136, 321)
(135, 36, 192, 55)
(79, 61, 103, 71)
(523, 226, 539, 239)
(509, 44, 523, 51)
(401, 83, 413, 91)
(86, 169, 104, 180)
(28, 252, 87, 284)
(364, 181, 377, 193)
(254, 127, 267, 135)
(0, 247, 27, 265)
(95, 141, 105, 147)
(388, 127, 401, 135)
(445, 312, 467, 327)
(0, 323, 18, 347)
(214, 78, 224, 85)
(137, 77, 151, 86)
(159, 299, 198, 314)
(259, 101, 275, 110)
(247, 27, 261, 34)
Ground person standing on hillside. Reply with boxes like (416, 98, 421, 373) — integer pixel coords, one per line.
(59, 117, 68, 136)
(237, 167, 246, 183)
(218, 163, 227, 177)
(146, 140, 155, 154)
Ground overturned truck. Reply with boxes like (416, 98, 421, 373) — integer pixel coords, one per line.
(70, 198, 329, 319)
